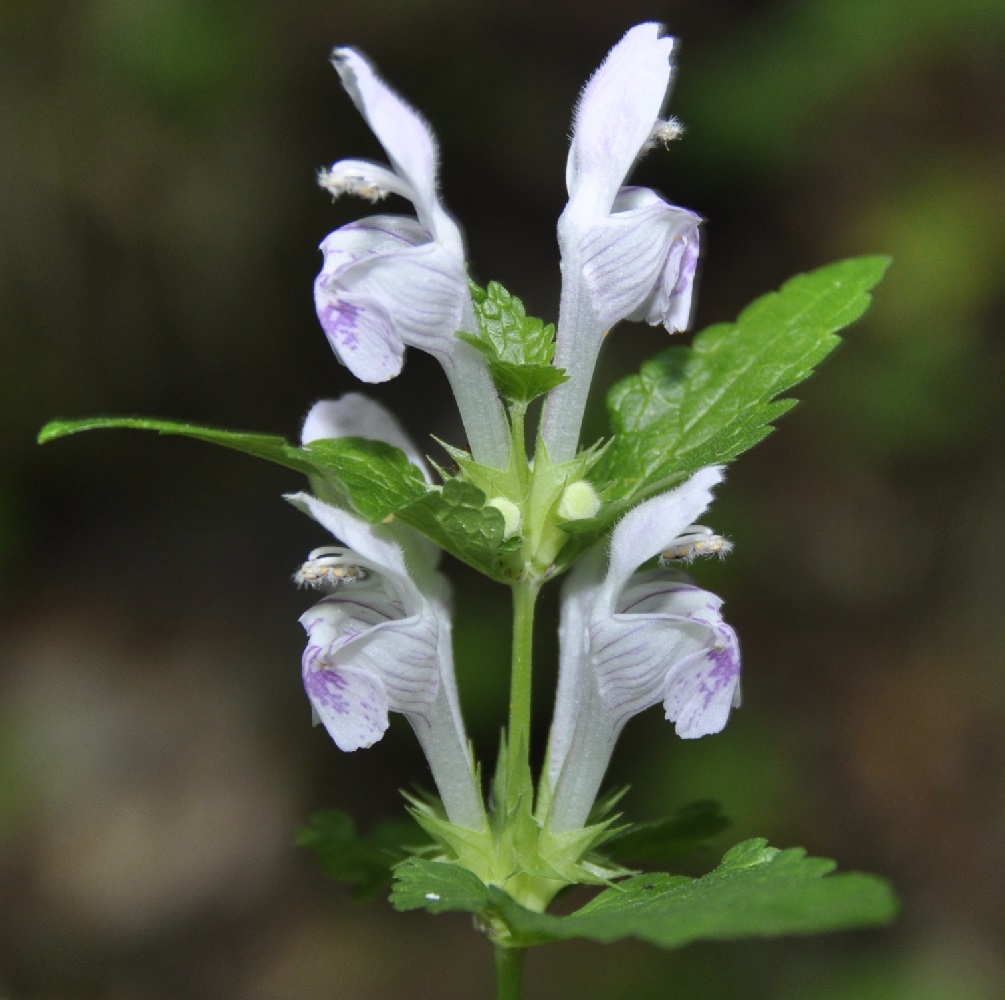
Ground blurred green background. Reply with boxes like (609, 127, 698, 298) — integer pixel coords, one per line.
(2, 0, 1004, 997)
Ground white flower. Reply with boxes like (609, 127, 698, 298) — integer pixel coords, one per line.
(314, 49, 468, 381)
(315, 50, 509, 469)
(544, 467, 741, 832)
(290, 396, 484, 829)
(542, 23, 702, 462)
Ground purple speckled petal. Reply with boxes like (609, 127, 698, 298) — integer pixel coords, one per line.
(314, 219, 468, 380)
(315, 287, 404, 382)
(303, 658, 389, 751)
(314, 219, 423, 381)
(662, 231, 701, 332)
(611, 187, 701, 331)
(588, 612, 715, 730)
(299, 570, 441, 728)
(335, 241, 468, 356)
(663, 623, 741, 738)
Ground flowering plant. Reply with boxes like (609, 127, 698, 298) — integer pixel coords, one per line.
(40, 24, 896, 999)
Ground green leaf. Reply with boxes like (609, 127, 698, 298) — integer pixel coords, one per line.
(306, 437, 427, 521)
(594, 256, 891, 508)
(390, 857, 492, 914)
(599, 801, 730, 866)
(37, 419, 429, 521)
(298, 809, 430, 900)
(462, 280, 568, 404)
(38, 416, 321, 475)
(482, 359, 569, 406)
(468, 280, 558, 366)
(40, 416, 435, 519)
(37, 416, 521, 578)
(397, 478, 513, 579)
(501, 839, 898, 948)
(391, 839, 898, 950)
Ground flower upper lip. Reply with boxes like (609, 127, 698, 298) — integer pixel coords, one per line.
(563, 23, 679, 225)
(328, 47, 458, 244)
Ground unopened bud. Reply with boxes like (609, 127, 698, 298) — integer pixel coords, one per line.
(556, 481, 601, 521)
(487, 497, 522, 539)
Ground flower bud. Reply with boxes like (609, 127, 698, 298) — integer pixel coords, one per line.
(487, 496, 522, 539)
(556, 481, 601, 521)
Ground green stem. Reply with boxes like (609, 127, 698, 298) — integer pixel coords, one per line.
(494, 944, 525, 1000)
(507, 579, 539, 812)
(509, 401, 529, 491)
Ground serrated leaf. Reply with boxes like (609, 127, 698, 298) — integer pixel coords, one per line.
(468, 280, 557, 365)
(486, 359, 569, 404)
(307, 437, 427, 521)
(599, 801, 730, 866)
(397, 477, 511, 579)
(463, 280, 568, 404)
(499, 838, 897, 948)
(594, 256, 891, 507)
(389, 838, 897, 950)
(390, 857, 492, 914)
(298, 809, 430, 900)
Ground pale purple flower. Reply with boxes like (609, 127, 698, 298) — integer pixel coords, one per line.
(290, 396, 484, 829)
(542, 23, 702, 462)
(315, 49, 509, 469)
(544, 466, 741, 832)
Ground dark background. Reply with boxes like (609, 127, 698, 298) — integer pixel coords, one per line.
(2, 0, 1004, 997)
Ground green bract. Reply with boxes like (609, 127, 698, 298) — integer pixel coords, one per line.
(460, 280, 569, 405)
